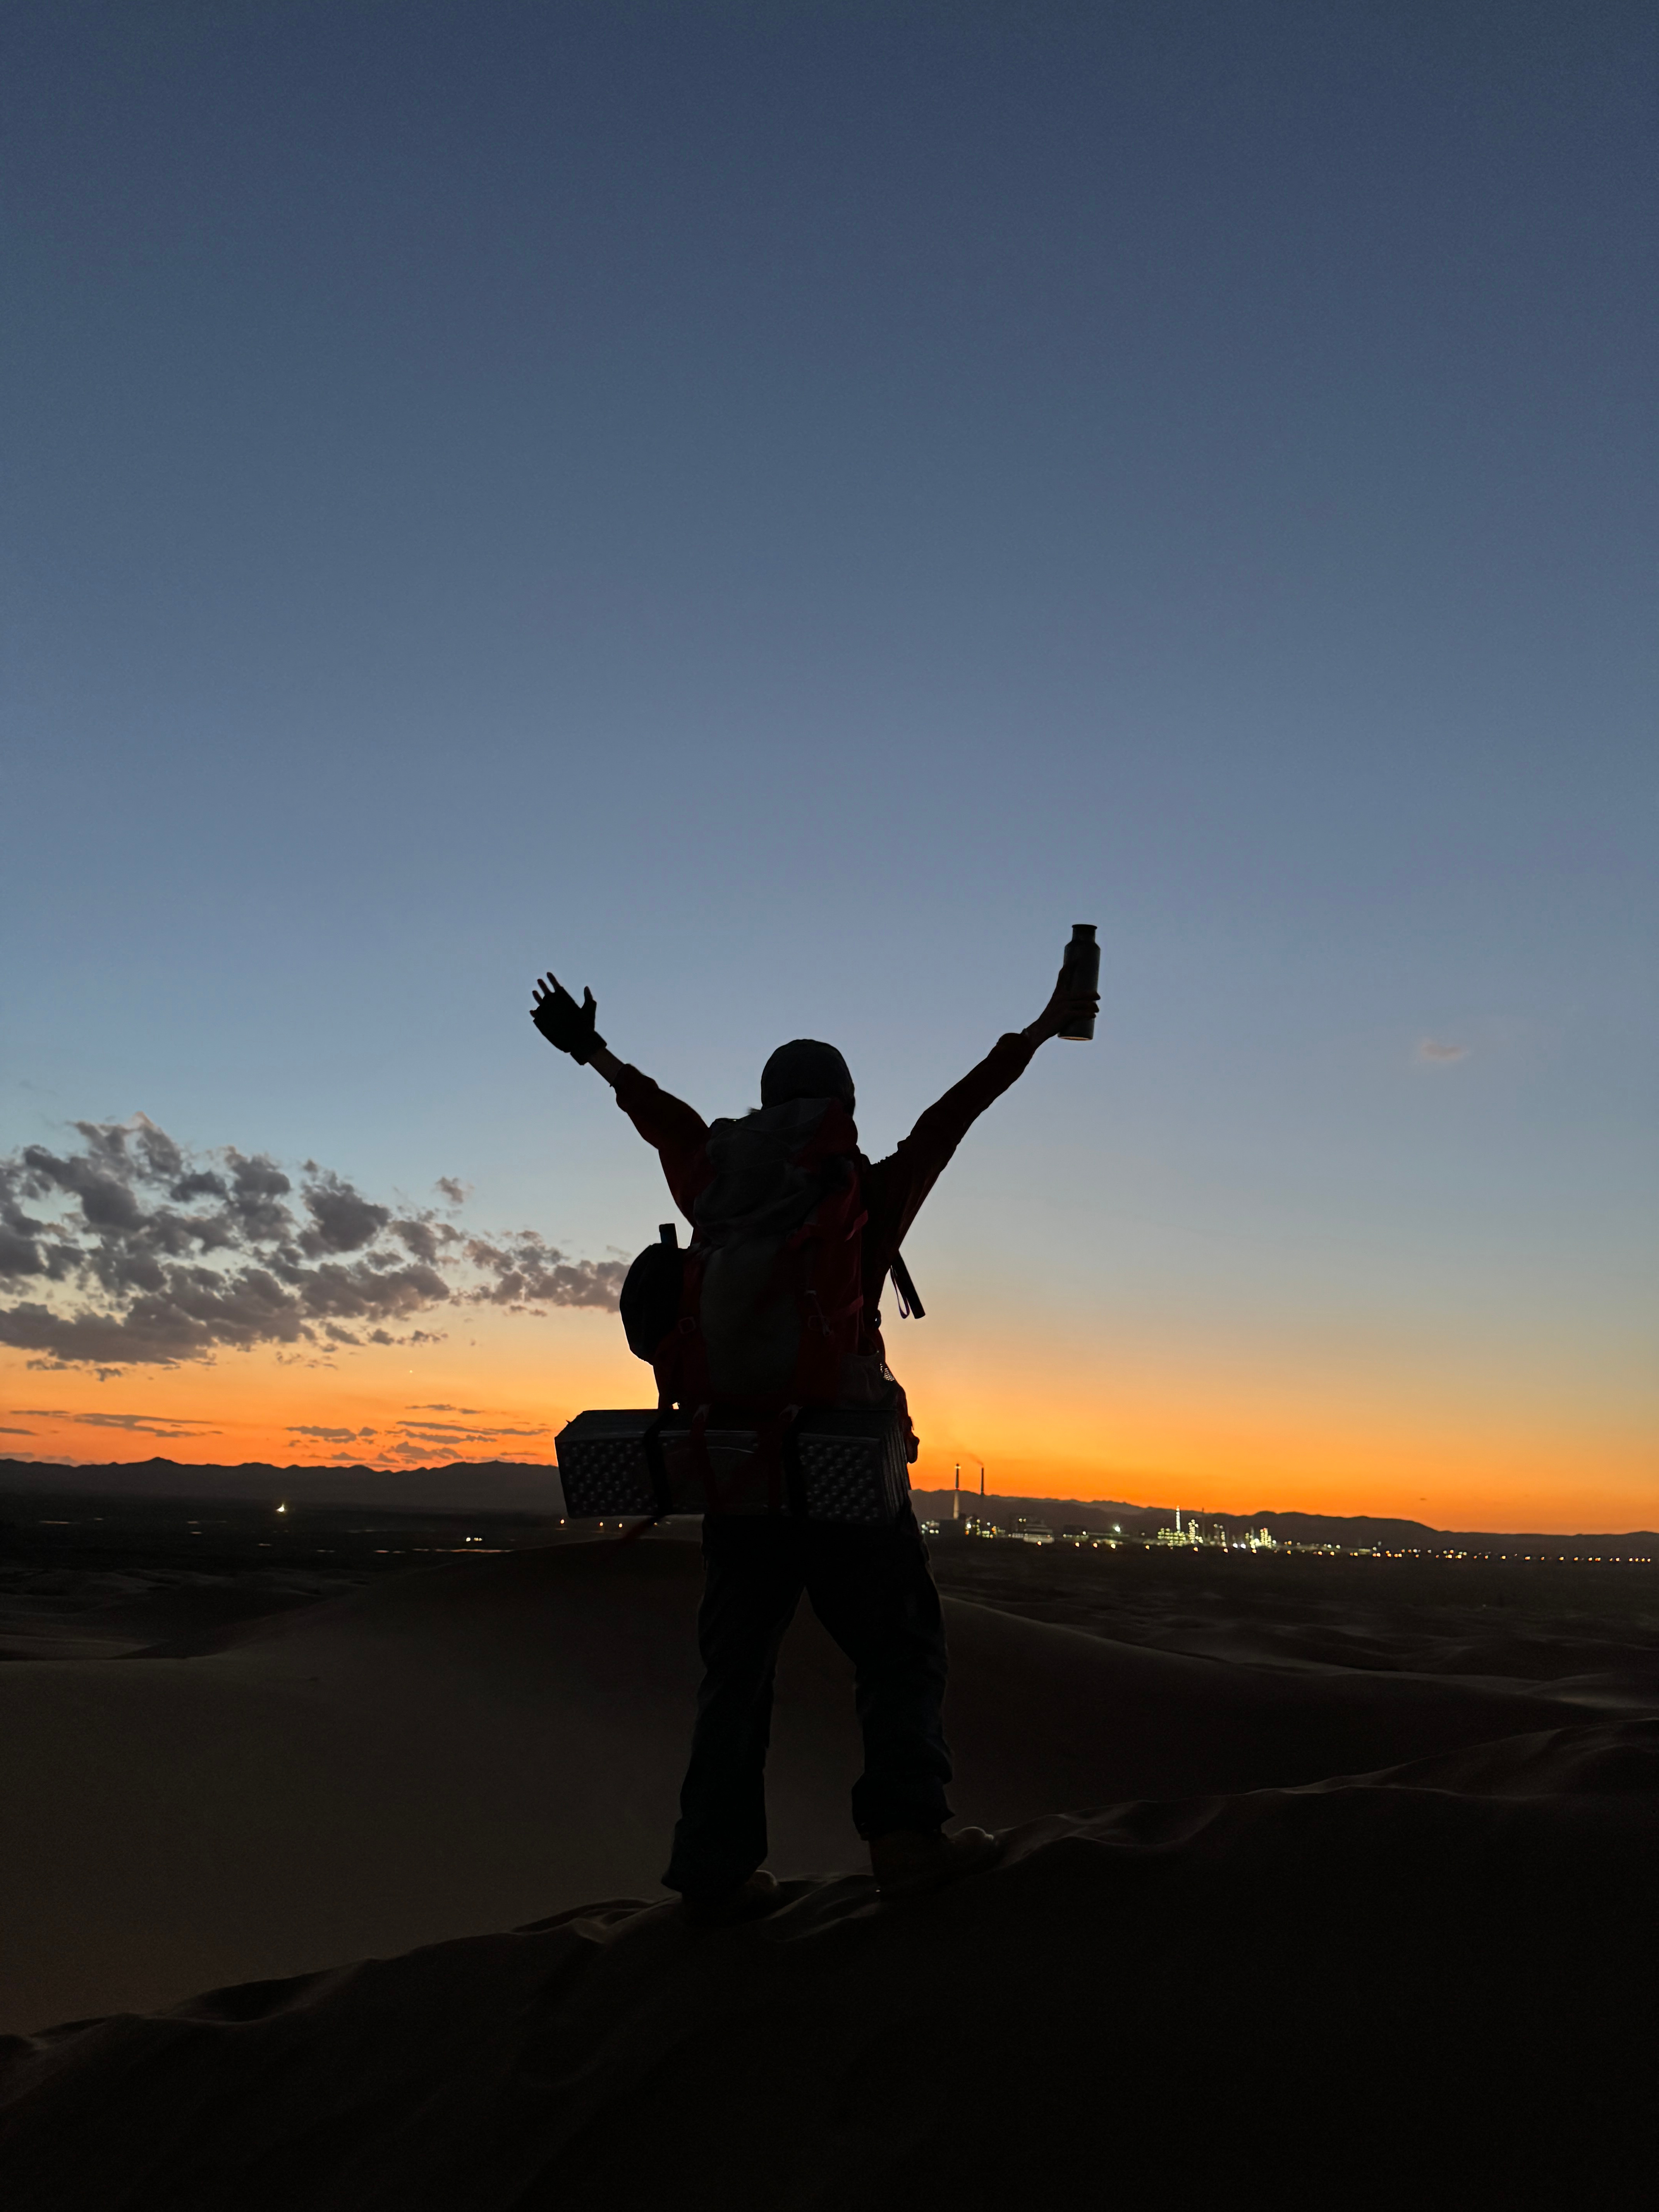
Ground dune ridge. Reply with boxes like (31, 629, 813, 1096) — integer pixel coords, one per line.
(0, 1540, 1598, 2034)
(2, 1539, 1655, 2204)
(3, 1723, 1656, 2209)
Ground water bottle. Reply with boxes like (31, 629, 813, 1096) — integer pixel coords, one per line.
(1059, 923, 1099, 1040)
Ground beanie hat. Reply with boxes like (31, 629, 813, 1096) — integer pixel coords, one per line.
(759, 1038, 855, 1112)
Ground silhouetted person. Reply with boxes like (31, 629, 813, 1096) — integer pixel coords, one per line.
(532, 959, 1100, 1918)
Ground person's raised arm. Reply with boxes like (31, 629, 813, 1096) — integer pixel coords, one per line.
(865, 958, 1103, 1258)
(529, 972, 627, 1090)
(529, 969, 710, 1215)
(902, 957, 1102, 1158)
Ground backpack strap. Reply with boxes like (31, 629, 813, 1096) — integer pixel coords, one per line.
(686, 1403, 715, 1500)
(686, 1401, 802, 1515)
(889, 1249, 926, 1320)
(749, 1403, 800, 1514)
(611, 1412, 673, 1546)
(641, 1413, 673, 1513)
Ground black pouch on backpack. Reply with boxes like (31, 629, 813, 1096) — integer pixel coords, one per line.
(620, 1223, 684, 1361)
(555, 1404, 909, 1524)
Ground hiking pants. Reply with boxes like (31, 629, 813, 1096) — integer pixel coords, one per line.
(663, 1508, 953, 1896)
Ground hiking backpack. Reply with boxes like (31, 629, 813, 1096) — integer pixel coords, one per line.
(619, 1095, 870, 1416)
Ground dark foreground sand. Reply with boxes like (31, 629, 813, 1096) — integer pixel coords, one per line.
(2, 1537, 1656, 2206)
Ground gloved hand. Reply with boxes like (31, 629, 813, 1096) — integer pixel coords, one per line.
(530, 972, 607, 1065)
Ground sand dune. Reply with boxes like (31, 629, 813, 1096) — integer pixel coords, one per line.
(0, 1535, 1606, 2035)
(3, 1717, 1656, 2209)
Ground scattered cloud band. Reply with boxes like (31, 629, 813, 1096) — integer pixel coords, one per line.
(0, 1116, 625, 1375)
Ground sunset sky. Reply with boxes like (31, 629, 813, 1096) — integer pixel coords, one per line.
(3, 2, 1654, 1530)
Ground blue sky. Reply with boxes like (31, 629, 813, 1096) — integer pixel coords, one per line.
(2, 1, 1654, 1520)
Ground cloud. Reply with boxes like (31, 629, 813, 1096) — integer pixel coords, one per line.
(0, 1115, 624, 1374)
(378, 1427, 552, 1462)
(14, 1407, 221, 1437)
(435, 1177, 471, 1206)
(289, 1424, 379, 1443)
(392, 1217, 455, 1264)
(1417, 1039, 1469, 1063)
(460, 1232, 628, 1312)
(299, 1172, 391, 1255)
(392, 1414, 551, 1445)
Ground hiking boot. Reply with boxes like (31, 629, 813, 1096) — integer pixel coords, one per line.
(869, 1825, 1001, 1901)
(678, 1869, 782, 1927)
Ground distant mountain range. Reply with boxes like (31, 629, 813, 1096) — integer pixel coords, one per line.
(0, 1456, 564, 1515)
(909, 1489, 1657, 1558)
(0, 1461, 1650, 1555)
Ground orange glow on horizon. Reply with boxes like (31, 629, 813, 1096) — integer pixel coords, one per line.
(3, 1303, 1652, 1534)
